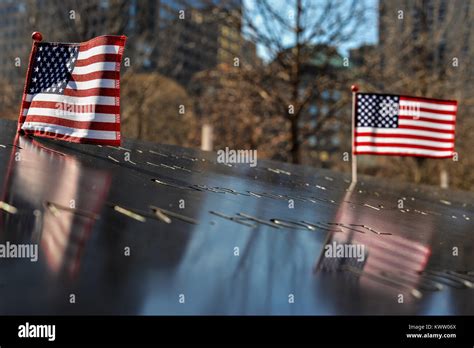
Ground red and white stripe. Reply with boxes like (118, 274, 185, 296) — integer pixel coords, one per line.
(19, 35, 126, 146)
(355, 95, 457, 158)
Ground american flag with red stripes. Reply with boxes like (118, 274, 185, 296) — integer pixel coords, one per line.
(354, 93, 457, 158)
(18, 35, 127, 145)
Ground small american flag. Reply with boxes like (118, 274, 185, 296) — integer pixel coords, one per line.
(18, 35, 127, 145)
(354, 93, 457, 158)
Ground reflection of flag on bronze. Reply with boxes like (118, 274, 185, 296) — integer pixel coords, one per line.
(18, 34, 126, 145)
(316, 188, 432, 298)
(354, 93, 457, 158)
(15, 137, 111, 278)
(317, 205, 431, 277)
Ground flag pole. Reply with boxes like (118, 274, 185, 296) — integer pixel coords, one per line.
(351, 85, 359, 183)
(18, 31, 43, 134)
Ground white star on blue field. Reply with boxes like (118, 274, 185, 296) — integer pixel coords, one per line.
(356, 94, 400, 128)
(29, 44, 79, 95)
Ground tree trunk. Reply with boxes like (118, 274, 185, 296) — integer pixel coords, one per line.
(414, 158, 425, 183)
(290, 117, 300, 164)
(289, 0, 303, 164)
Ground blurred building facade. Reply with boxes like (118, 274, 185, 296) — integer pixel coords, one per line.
(379, 1, 472, 55)
(378, 0, 473, 80)
(0, 0, 247, 88)
(0, 0, 29, 81)
(158, 0, 244, 84)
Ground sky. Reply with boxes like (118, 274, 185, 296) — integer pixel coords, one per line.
(242, 0, 379, 61)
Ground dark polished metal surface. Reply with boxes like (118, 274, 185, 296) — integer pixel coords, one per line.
(0, 119, 473, 315)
